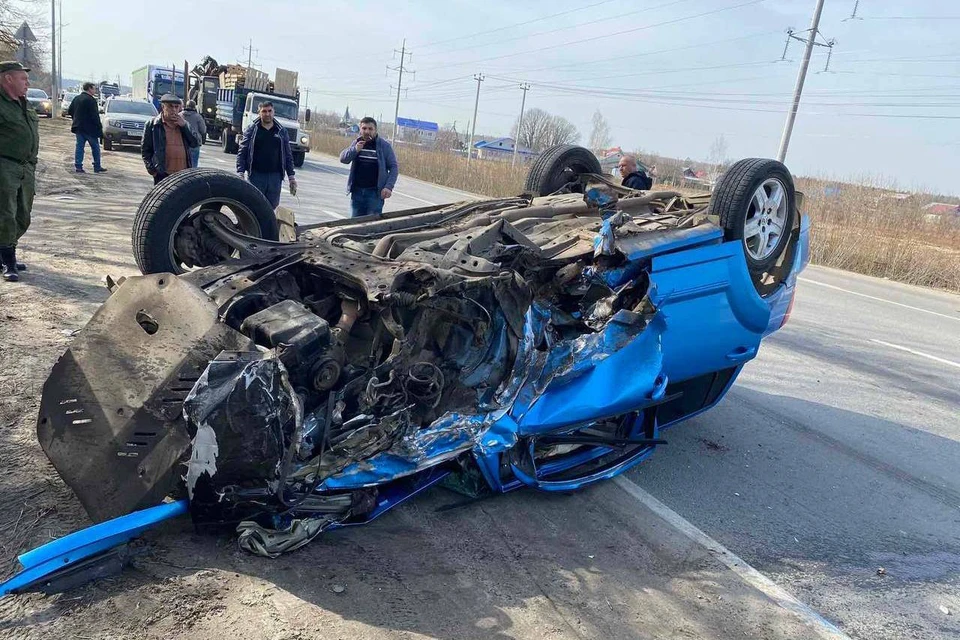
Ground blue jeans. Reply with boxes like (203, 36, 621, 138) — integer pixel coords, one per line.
(351, 187, 384, 217)
(74, 133, 102, 170)
(189, 147, 200, 169)
(249, 171, 283, 209)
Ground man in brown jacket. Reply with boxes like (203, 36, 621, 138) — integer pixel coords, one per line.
(141, 93, 199, 184)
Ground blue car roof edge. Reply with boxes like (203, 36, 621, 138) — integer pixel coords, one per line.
(17, 500, 189, 569)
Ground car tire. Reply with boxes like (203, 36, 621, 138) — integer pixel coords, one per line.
(524, 144, 602, 196)
(708, 158, 797, 279)
(132, 168, 279, 275)
(103, 137, 113, 151)
(293, 151, 305, 168)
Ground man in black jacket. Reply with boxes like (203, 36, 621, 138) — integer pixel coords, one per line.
(141, 94, 199, 185)
(236, 102, 296, 208)
(67, 82, 106, 174)
(618, 154, 652, 191)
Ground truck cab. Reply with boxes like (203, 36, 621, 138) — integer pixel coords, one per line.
(241, 92, 310, 167)
(197, 76, 220, 139)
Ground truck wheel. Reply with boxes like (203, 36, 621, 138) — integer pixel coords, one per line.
(293, 151, 305, 168)
(103, 137, 113, 151)
(524, 145, 602, 196)
(132, 168, 279, 275)
(708, 158, 797, 280)
(222, 131, 238, 154)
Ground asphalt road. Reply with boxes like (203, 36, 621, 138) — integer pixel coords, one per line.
(629, 265, 960, 639)
(198, 141, 479, 222)
(196, 142, 960, 638)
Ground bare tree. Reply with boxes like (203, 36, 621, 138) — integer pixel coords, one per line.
(433, 126, 463, 152)
(588, 109, 611, 152)
(2, 1, 48, 79)
(511, 107, 550, 152)
(708, 134, 729, 169)
(305, 109, 341, 132)
(512, 107, 581, 153)
(544, 114, 580, 149)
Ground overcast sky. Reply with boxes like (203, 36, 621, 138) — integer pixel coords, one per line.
(48, 0, 960, 194)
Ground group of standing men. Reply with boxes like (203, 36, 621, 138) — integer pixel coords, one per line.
(1, 56, 407, 283)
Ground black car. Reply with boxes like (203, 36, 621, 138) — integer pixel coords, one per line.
(26, 88, 53, 117)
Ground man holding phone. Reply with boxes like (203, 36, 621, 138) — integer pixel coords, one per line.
(339, 117, 398, 217)
(141, 93, 200, 184)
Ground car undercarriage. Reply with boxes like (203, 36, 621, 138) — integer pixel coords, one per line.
(4, 147, 808, 594)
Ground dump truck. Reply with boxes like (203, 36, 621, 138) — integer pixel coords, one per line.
(213, 63, 311, 167)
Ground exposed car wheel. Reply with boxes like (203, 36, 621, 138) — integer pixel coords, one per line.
(709, 158, 797, 280)
(132, 168, 280, 275)
(293, 151, 305, 168)
(524, 144, 602, 196)
(103, 137, 113, 151)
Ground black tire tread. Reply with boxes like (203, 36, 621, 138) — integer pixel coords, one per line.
(132, 168, 278, 274)
(524, 144, 602, 196)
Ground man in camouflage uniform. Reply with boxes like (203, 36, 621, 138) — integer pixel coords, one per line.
(0, 61, 39, 283)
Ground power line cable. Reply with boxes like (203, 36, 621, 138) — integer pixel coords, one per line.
(413, 0, 619, 49)
(413, 0, 696, 58)
(415, 0, 767, 72)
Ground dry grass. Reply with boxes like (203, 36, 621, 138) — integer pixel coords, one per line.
(796, 179, 960, 291)
(312, 132, 525, 197)
(311, 132, 960, 291)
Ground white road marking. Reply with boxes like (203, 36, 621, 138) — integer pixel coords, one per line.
(322, 209, 346, 218)
(392, 191, 437, 206)
(799, 278, 960, 323)
(613, 477, 851, 639)
(401, 178, 480, 200)
(869, 339, 960, 370)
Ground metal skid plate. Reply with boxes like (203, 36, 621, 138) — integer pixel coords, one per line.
(37, 274, 252, 522)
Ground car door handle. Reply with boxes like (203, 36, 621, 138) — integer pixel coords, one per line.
(726, 346, 757, 362)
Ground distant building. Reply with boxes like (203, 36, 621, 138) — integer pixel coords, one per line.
(598, 146, 624, 175)
(397, 117, 439, 142)
(922, 202, 960, 215)
(473, 137, 537, 162)
(598, 146, 654, 177)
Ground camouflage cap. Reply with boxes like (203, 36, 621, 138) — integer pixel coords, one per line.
(0, 61, 30, 74)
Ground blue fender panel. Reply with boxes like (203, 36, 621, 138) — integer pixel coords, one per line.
(648, 239, 770, 382)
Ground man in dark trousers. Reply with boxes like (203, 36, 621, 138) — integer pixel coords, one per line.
(67, 82, 106, 174)
(339, 117, 398, 217)
(141, 93, 199, 185)
(0, 61, 39, 282)
(618, 154, 653, 191)
(236, 101, 296, 208)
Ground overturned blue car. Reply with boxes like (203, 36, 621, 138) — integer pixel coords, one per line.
(4, 146, 808, 593)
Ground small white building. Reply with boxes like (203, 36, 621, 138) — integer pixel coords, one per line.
(473, 137, 537, 162)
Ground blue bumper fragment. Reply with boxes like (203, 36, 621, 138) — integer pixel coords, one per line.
(0, 500, 188, 596)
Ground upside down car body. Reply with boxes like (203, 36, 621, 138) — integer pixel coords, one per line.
(1, 146, 808, 595)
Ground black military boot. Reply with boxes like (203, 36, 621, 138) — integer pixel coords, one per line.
(1, 246, 19, 282)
